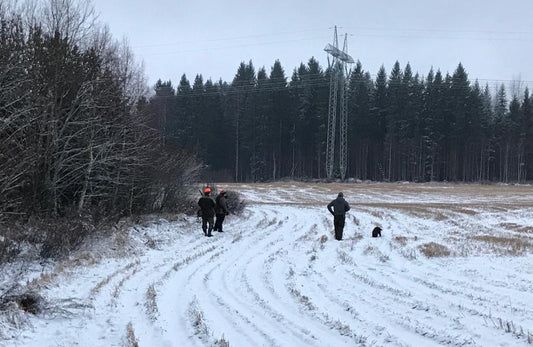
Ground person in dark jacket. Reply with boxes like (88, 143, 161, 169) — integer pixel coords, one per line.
(213, 189, 229, 232)
(327, 192, 350, 241)
(198, 187, 216, 237)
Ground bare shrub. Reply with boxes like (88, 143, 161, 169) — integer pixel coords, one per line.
(419, 242, 451, 257)
(224, 190, 246, 215)
(145, 149, 202, 214)
(37, 212, 96, 260)
(0, 226, 21, 263)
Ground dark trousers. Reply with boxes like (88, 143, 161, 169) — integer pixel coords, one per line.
(333, 215, 345, 240)
(214, 213, 226, 232)
(202, 216, 214, 236)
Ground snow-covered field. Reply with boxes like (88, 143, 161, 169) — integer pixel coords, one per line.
(1, 182, 533, 346)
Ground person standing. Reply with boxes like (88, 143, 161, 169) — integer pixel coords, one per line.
(327, 192, 350, 241)
(213, 189, 229, 232)
(198, 187, 216, 237)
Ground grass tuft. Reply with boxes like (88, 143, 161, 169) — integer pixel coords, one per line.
(214, 334, 231, 347)
(419, 242, 451, 257)
(393, 236, 408, 246)
(145, 284, 158, 320)
(125, 322, 139, 347)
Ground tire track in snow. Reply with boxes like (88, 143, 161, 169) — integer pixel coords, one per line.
(154, 208, 287, 345)
(199, 207, 314, 346)
(246, 206, 369, 345)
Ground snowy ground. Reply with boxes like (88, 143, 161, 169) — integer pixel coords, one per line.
(1, 182, 533, 346)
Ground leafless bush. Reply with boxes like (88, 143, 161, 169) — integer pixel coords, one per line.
(36, 212, 96, 259)
(0, 224, 23, 263)
(225, 190, 246, 215)
(419, 242, 451, 257)
(144, 149, 202, 214)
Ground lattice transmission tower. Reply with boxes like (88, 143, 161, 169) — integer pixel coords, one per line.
(324, 26, 354, 180)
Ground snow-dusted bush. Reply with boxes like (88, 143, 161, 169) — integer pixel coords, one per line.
(225, 190, 246, 215)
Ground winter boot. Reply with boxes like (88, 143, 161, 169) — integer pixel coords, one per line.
(207, 228, 213, 237)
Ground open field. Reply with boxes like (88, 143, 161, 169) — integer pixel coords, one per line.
(1, 182, 533, 346)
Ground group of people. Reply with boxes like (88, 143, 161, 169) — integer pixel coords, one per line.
(197, 187, 229, 237)
(198, 186, 351, 241)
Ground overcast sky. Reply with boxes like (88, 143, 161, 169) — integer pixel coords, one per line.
(92, 0, 533, 94)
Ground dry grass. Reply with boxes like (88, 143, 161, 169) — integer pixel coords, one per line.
(188, 298, 210, 338)
(498, 223, 533, 233)
(145, 284, 158, 320)
(125, 322, 139, 347)
(419, 242, 451, 257)
(227, 181, 533, 208)
(215, 334, 231, 347)
(393, 236, 408, 246)
(486, 315, 533, 344)
(337, 250, 355, 265)
(469, 235, 532, 255)
(289, 288, 316, 311)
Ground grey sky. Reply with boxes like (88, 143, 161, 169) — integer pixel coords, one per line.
(92, 0, 533, 94)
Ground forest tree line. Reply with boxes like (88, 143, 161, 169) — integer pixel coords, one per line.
(152, 58, 533, 183)
(0, 0, 200, 224)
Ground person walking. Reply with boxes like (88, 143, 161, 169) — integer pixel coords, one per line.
(198, 187, 216, 237)
(213, 189, 229, 232)
(327, 192, 350, 241)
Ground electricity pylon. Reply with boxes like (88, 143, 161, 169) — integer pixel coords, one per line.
(324, 26, 354, 180)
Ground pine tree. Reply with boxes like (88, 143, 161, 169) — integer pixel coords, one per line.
(153, 79, 175, 143)
(266, 60, 289, 180)
(172, 74, 192, 149)
(385, 61, 403, 181)
(520, 88, 532, 181)
(230, 61, 256, 181)
(371, 65, 388, 181)
(347, 61, 373, 179)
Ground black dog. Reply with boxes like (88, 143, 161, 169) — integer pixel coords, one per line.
(372, 227, 382, 237)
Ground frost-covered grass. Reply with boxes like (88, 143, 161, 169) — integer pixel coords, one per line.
(1, 182, 533, 346)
